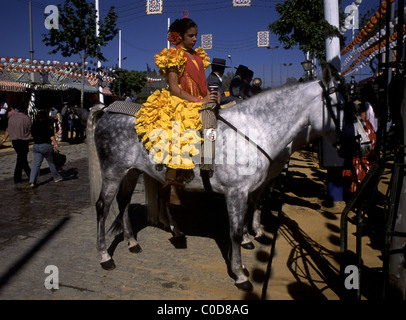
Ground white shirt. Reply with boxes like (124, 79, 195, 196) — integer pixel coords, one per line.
(0, 102, 8, 115)
(366, 102, 378, 132)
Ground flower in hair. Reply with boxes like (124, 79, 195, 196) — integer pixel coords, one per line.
(168, 31, 181, 45)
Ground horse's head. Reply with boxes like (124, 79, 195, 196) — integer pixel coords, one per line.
(312, 66, 372, 159)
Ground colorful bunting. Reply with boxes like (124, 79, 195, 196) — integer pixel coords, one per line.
(146, 0, 163, 15)
(201, 34, 213, 50)
(257, 31, 269, 47)
(0, 56, 115, 84)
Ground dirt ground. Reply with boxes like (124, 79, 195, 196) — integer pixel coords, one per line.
(256, 148, 389, 300)
(0, 144, 390, 301)
(209, 147, 390, 300)
(134, 147, 390, 300)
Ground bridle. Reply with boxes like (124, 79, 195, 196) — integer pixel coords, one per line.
(319, 80, 371, 158)
(319, 80, 346, 148)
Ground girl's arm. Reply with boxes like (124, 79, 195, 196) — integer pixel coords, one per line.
(167, 68, 218, 104)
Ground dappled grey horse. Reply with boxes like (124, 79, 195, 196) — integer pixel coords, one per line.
(87, 67, 370, 291)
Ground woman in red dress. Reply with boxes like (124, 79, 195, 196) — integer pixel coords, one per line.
(135, 18, 218, 205)
(343, 102, 377, 196)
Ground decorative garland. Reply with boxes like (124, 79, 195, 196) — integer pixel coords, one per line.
(341, 0, 395, 56)
(344, 33, 406, 77)
(342, 17, 398, 68)
(342, 24, 406, 75)
(0, 57, 114, 83)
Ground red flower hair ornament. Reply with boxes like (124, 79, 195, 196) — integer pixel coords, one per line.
(168, 32, 181, 45)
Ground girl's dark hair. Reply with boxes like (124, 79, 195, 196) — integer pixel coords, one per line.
(168, 18, 197, 37)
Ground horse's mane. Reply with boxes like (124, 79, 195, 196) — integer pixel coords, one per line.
(220, 80, 319, 117)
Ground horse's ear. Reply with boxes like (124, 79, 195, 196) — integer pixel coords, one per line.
(321, 65, 332, 87)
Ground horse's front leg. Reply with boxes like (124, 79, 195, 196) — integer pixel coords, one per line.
(225, 189, 253, 292)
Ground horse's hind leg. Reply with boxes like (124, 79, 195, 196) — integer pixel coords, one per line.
(96, 177, 122, 270)
(117, 169, 142, 254)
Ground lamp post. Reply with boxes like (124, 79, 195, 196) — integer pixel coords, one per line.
(282, 63, 292, 83)
(267, 46, 278, 87)
(95, 0, 104, 104)
(301, 60, 312, 80)
(227, 54, 234, 77)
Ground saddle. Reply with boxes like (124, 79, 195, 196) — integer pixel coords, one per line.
(104, 101, 142, 116)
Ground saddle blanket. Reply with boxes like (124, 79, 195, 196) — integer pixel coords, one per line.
(104, 101, 142, 116)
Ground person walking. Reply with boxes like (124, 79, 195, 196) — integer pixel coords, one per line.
(29, 111, 63, 188)
(61, 102, 70, 142)
(0, 106, 32, 183)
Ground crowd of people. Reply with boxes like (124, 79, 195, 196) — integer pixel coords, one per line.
(206, 59, 262, 105)
(0, 101, 86, 188)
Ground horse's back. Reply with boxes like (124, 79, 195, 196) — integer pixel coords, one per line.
(94, 110, 165, 182)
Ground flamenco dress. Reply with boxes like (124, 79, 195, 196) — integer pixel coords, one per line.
(135, 45, 210, 170)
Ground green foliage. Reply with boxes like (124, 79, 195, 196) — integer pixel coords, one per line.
(110, 69, 147, 97)
(268, 0, 341, 60)
(42, 0, 118, 61)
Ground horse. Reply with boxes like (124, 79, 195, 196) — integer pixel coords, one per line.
(87, 67, 370, 291)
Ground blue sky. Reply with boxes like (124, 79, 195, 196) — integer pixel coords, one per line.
(1, 0, 380, 87)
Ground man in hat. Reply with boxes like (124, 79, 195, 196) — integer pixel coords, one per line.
(207, 58, 240, 105)
(239, 68, 254, 100)
(230, 65, 255, 100)
(229, 64, 248, 99)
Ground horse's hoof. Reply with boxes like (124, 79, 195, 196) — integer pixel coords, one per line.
(100, 259, 116, 270)
(129, 243, 142, 254)
(241, 241, 255, 250)
(255, 234, 273, 245)
(235, 280, 253, 292)
(169, 235, 187, 249)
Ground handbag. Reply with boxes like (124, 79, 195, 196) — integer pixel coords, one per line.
(53, 151, 67, 167)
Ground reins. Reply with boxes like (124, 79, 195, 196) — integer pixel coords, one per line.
(214, 81, 344, 165)
(215, 113, 274, 164)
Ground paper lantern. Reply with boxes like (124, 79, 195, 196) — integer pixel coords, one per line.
(257, 31, 270, 47)
(146, 0, 163, 14)
(233, 0, 251, 6)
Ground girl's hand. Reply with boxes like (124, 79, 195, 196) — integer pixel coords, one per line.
(201, 91, 220, 104)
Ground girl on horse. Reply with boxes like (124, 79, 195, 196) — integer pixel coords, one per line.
(135, 18, 219, 205)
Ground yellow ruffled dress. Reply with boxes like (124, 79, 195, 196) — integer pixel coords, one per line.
(135, 46, 210, 170)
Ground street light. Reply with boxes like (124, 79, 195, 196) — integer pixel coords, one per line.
(282, 63, 292, 83)
(267, 46, 279, 87)
(301, 60, 312, 80)
(227, 54, 233, 68)
(227, 54, 234, 77)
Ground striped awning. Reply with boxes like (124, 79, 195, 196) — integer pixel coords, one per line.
(0, 80, 26, 92)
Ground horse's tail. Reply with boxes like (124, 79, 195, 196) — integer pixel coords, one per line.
(87, 104, 105, 206)
(143, 174, 170, 229)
